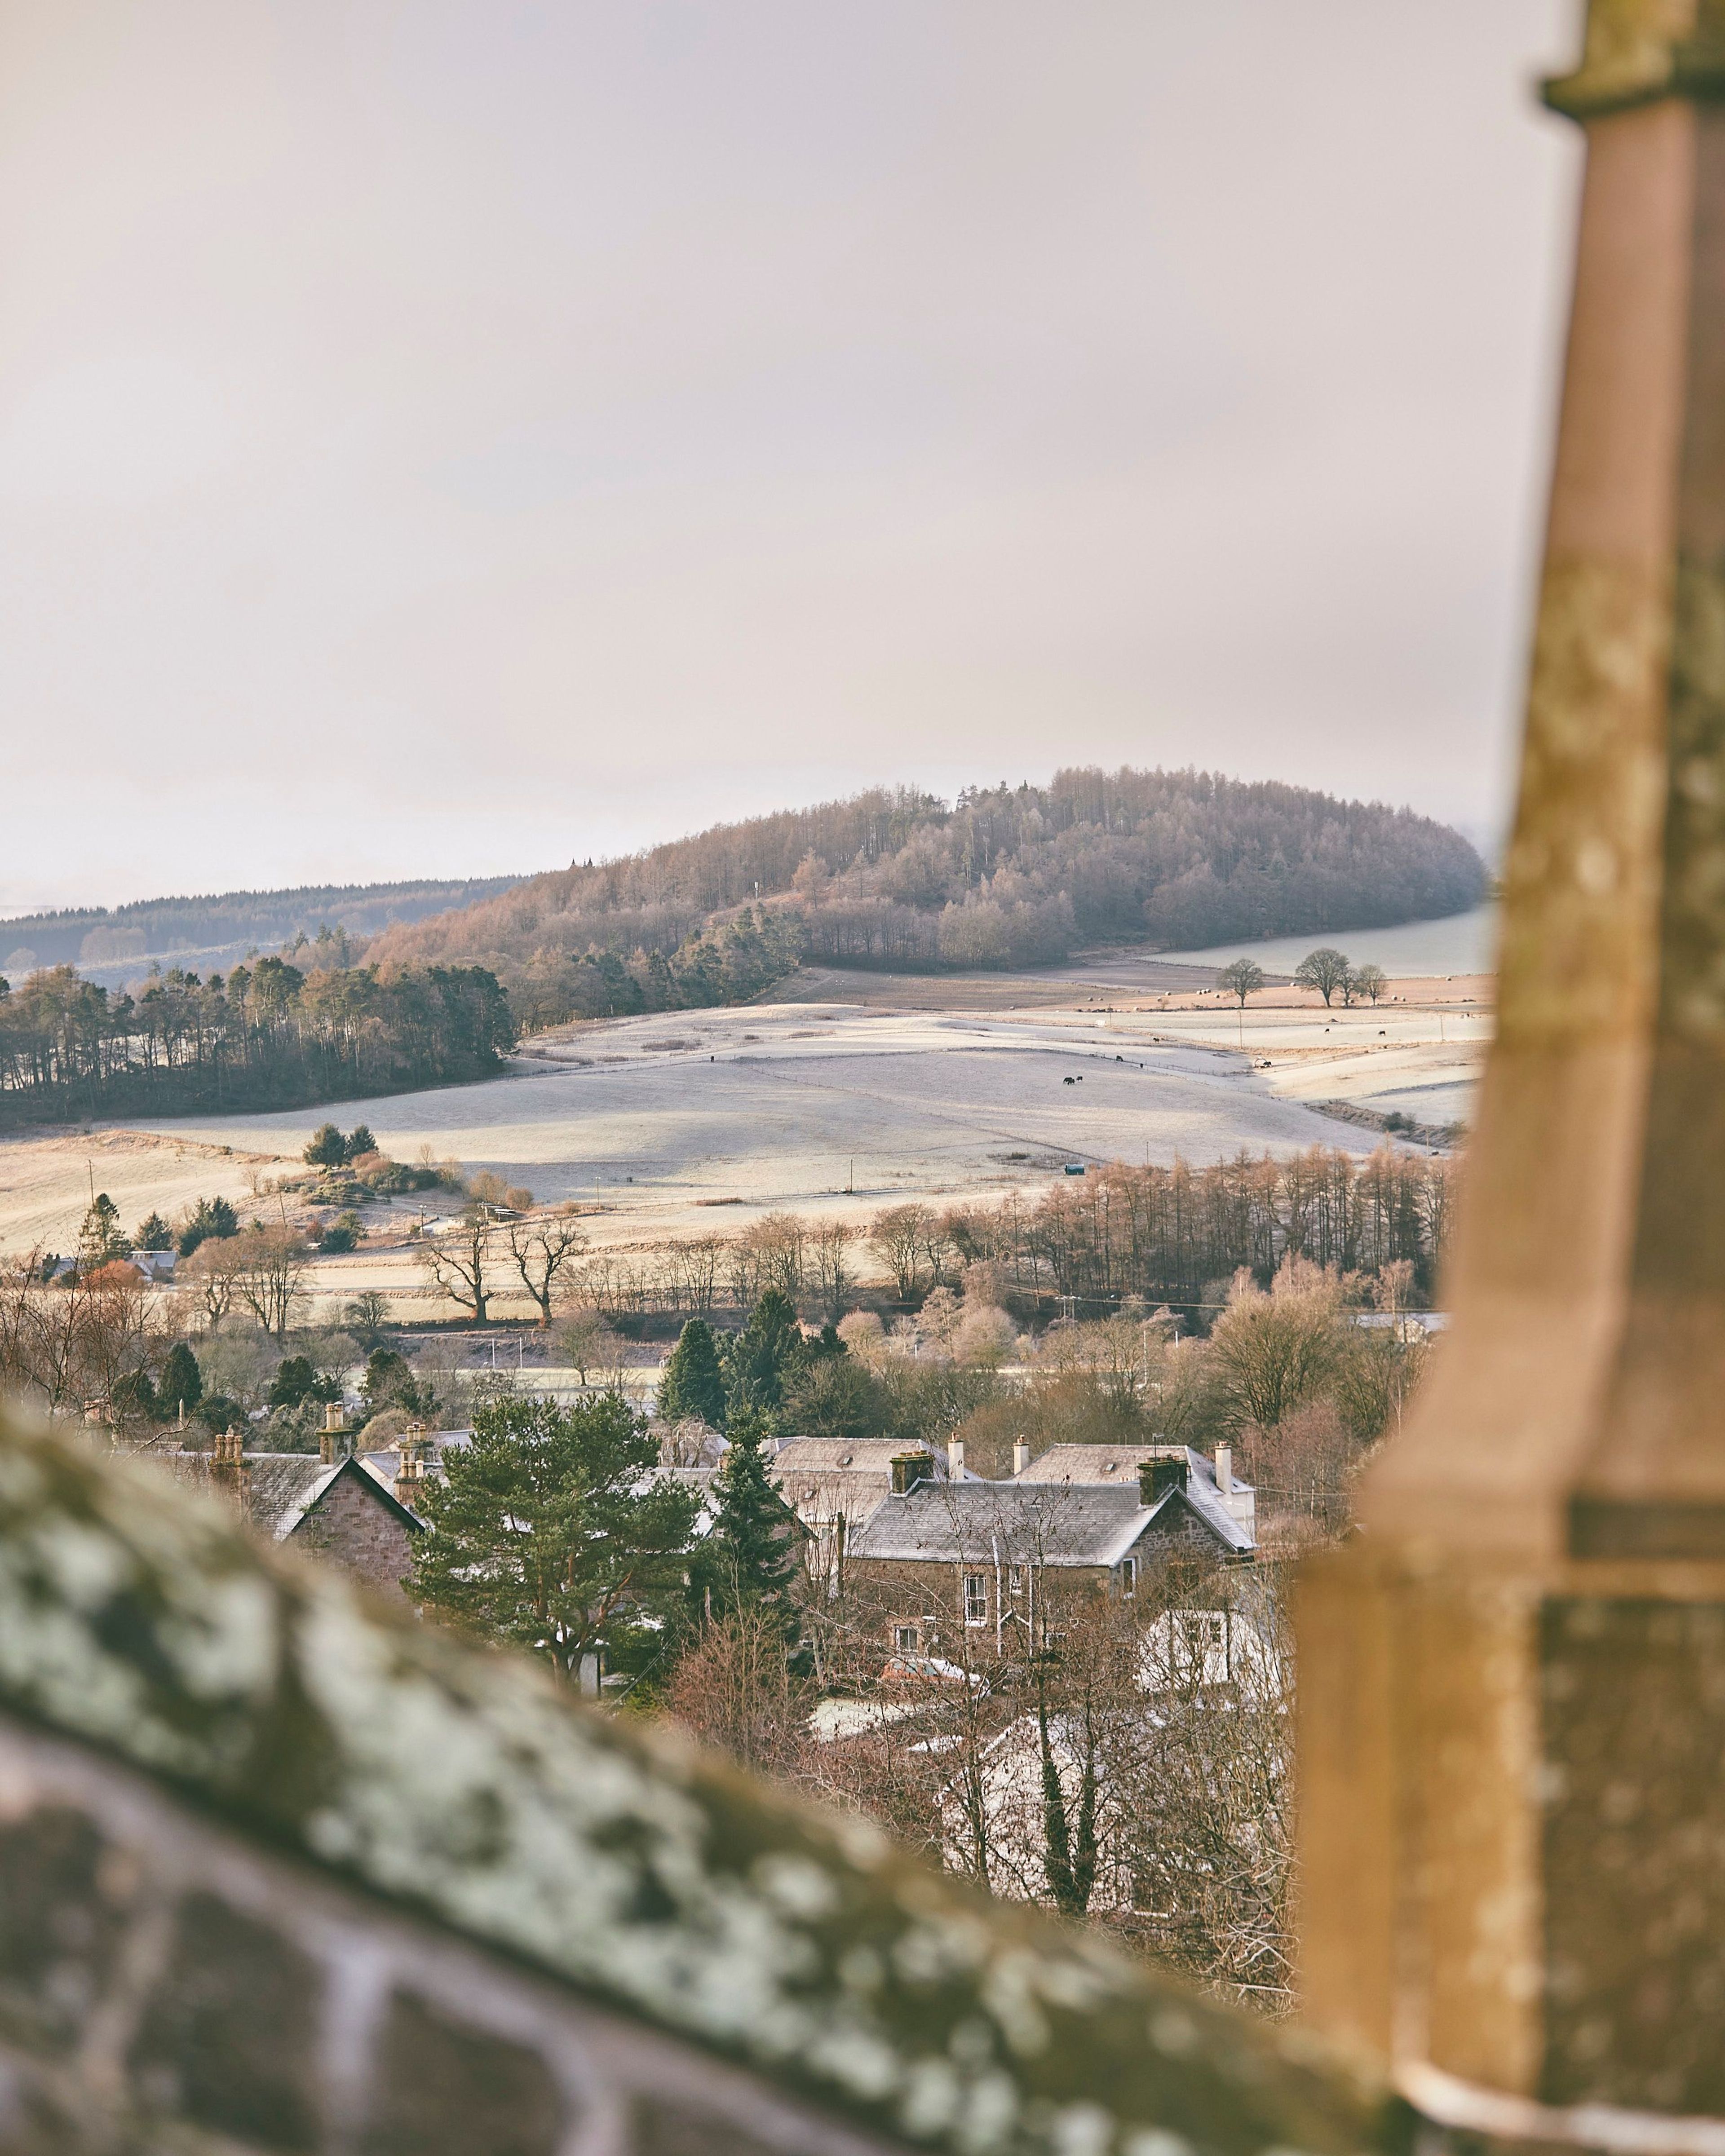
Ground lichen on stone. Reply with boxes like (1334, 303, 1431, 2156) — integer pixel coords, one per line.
(0, 1410, 1403, 2156)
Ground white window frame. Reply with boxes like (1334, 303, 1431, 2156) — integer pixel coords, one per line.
(1173, 1609, 1229, 1680)
(962, 1572, 988, 1626)
(1119, 1555, 1137, 1598)
(893, 1623, 921, 1655)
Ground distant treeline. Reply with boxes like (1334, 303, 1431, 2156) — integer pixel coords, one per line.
(0, 875, 524, 975)
(0, 960, 515, 1124)
(368, 767, 1485, 1026)
(567, 1144, 1459, 1323)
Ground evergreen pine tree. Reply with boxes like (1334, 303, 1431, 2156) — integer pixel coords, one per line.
(159, 1341, 203, 1418)
(410, 1393, 697, 1683)
(78, 1193, 128, 1267)
(724, 1290, 804, 1415)
(658, 1318, 728, 1428)
(134, 1211, 174, 1252)
(697, 1409, 803, 1646)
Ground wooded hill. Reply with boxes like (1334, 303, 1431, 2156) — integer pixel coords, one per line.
(0, 959, 515, 1126)
(366, 768, 1484, 1025)
(0, 876, 524, 986)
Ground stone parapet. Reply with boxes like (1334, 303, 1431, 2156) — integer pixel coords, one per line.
(0, 1408, 1393, 2156)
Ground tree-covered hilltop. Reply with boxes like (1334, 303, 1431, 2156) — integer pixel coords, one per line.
(0, 959, 515, 1124)
(0, 875, 524, 984)
(366, 767, 1485, 1023)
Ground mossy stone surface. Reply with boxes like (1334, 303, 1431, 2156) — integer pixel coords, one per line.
(0, 1412, 1401, 2156)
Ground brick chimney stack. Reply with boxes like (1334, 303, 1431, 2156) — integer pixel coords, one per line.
(946, 1436, 965, 1481)
(1013, 1440, 1031, 1476)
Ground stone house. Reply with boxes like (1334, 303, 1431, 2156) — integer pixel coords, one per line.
(844, 1450, 1254, 1662)
(766, 1437, 950, 1592)
(163, 1435, 426, 1601)
(1015, 1443, 1256, 1543)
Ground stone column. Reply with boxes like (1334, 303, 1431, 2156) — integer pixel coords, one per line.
(1297, 0, 1725, 2113)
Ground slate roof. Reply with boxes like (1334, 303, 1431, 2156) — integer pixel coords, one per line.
(769, 1436, 944, 1525)
(662, 1464, 808, 1544)
(846, 1472, 1251, 1567)
(360, 1427, 469, 1488)
(1016, 1445, 1255, 1554)
(771, 1438, 940, 1475)
(158, 1449, 427, 1538)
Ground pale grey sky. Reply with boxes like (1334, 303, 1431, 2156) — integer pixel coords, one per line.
(0, 2, 1579, 914)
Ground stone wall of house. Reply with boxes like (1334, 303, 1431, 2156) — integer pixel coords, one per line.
(0, 1407, 1407, 2156)
(845, 1558, 1115, 1660)
(293, 1468, 418, 1600)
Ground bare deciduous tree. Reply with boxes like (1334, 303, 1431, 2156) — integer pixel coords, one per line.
(0, 1252, 166, 1418)
(1216, 959, 1266, 1008)
(664, 1606, 812, 1780)
(181, 1237, 247, 1331)
(1205, 1261, 1343, 1432)
(228, 1228, 311, 1343)
(808, 1220, 853, 1323)
(1292, 947, 1351, 1007)
(555, 1305, 619, 1387)
(506, 1206, 588, 1324)
(870, 1203, 935, 1301)
(417, 1210, 498, 1324)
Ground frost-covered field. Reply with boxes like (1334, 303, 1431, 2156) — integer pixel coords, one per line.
(0, 988, 1489, 1265)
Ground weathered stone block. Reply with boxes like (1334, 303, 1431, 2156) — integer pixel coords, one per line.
(1541, 1596, 1725, 2112)
(130, 1892, 323, 2152)
(359, 1990, 566, 2156)
(0, 1806, 123, 2055)
(633, 2095, 784, 2156)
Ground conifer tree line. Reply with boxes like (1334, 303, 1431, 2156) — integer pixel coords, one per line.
(368, 766, 1485, 1024)
(0, 956, 515, 1123)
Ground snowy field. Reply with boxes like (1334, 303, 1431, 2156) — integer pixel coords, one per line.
(0, 969, 1490, 1264)
(115, 1007, 1395, 1222)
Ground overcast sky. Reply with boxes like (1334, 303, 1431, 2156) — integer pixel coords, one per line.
(0, 2, 1580, 915)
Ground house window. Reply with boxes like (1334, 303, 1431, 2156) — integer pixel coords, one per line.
(962, 1573, 988, 1626)
(1174, 1610, 1229, 1680)
(893, 1624, 921, 1655)
(1119, 1555, 1137, 1598)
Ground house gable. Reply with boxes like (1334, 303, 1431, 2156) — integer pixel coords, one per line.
(288, 1460, 423, 1601)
